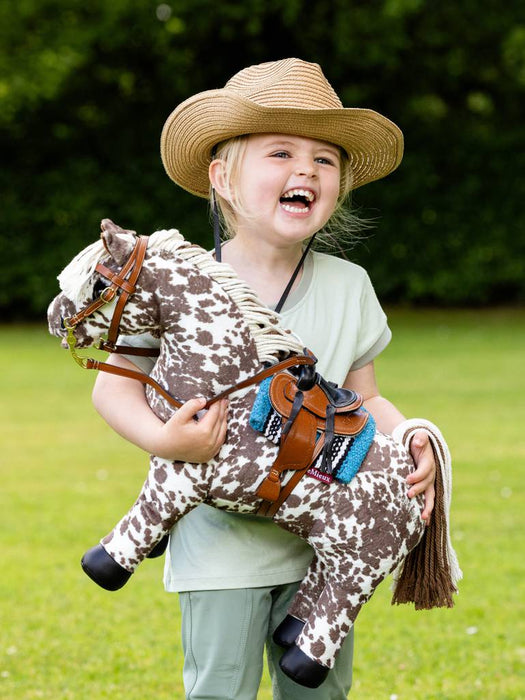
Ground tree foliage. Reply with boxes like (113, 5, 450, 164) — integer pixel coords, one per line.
(1, 0, 524, 318)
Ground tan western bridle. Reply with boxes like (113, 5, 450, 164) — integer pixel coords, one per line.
(63, 235, 316, 411)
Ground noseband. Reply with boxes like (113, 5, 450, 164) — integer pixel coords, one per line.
(63, 235, 316, 411)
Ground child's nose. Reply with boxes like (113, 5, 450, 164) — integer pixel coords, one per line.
(295, 160, 317, 177)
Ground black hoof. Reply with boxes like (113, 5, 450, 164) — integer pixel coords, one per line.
(146, 534, 170, 559)
(273, 615, 305, 648)
(279, 644, 330, 688)
(81, 544, 132, 591)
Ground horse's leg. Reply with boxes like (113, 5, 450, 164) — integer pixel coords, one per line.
(81, 457, 211, 590)
(273, 555, 326, 648)
(279, 468, 425, 688)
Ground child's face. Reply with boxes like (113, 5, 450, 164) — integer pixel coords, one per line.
(233, 133, 341, 246)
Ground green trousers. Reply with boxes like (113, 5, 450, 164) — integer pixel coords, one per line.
(179, 581, 354, 700)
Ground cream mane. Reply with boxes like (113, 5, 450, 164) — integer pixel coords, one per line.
(148, 230, 304, 363)
(57, 228, 303, 364)
(57, 238, 108, 304)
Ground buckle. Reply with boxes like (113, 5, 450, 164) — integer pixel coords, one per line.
(100, 286, 117, 302)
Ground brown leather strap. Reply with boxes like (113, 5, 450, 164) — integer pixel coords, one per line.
(95, 263, 137, 294)
(98, 236, 149, 350)
(65, 236, 147, 328)
(85, 352, 317, 412)
(203, 353, 316, 405)
(97, 340, 160, 357)
(255, 409, 317, 502)
(257, 435, 326, 517)
(85, 358, 184, 409)
(65, 236, 159, 358)
(65, 286, 118, 328)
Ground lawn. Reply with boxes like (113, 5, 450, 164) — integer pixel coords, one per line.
(1, 308, 524, 699)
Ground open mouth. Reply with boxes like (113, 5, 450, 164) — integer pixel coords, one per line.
(279, 188, 316, 213)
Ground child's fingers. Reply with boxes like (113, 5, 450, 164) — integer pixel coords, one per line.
(159, 398, 227, 462)
(408, 430, 430, 462)
(404, 430, 437, 521)
(216, 400, 229, 441)
(198, 398, 227, 425)
(197, 399, 228, 433)
(421, 483, 436, 523)
(175, 397, 207, 423)
(195, 399, 229, 457)
(407, 432, 434, 486)
(208, 400, 229, 441)
(406, 456, 434, 489)
(406, 430, 437, 522)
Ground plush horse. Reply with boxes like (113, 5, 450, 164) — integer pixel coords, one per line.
(47, 221, 460, 688)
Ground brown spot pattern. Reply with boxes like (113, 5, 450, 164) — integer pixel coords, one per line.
(48, 230, 426, 674)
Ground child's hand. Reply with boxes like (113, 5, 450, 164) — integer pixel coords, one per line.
(406, 430, 436, 523)
(156, 397, 229, 463)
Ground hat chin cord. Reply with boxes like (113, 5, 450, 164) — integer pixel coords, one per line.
(212, 187, 223, 262)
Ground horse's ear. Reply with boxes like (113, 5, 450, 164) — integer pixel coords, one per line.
(100, 219, 137, 265)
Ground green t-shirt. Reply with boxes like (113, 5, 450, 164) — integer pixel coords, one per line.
(120, 251, 390, 592)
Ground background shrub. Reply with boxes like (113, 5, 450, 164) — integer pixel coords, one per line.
(1, 0, 524, 318)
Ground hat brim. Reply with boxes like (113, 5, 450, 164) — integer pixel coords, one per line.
(161, 90, 404, 198)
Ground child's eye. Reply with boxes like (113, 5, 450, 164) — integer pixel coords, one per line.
(271, 151, 291, 159)
(316, 156, 336, 166)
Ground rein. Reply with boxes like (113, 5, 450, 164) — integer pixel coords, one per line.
(63, 235, 316, 411)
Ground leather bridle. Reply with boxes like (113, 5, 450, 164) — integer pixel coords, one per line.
(64, 235, 154, 357)
(63, 235, 316, 411)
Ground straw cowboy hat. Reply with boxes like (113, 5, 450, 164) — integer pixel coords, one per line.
(160, 58, 404, 197)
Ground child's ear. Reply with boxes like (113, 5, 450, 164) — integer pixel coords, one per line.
(209, 159, 231, 203)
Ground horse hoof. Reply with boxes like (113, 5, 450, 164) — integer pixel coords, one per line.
(81, 544, 132, 591)
(146, 534, 169, 559)
(273, 615, 305, 648)
(279, 644, 329, 688)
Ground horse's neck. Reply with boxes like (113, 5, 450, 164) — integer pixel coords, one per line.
(136, 244, 301, 408)
(154, 330, 260, 404)
(152, 262, 263, 402)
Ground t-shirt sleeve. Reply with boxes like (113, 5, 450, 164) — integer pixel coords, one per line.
(117, 332, 160, 375)
(350, 270, 391, 370)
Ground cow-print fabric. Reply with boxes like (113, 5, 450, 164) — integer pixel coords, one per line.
(48, 226, 425, 670)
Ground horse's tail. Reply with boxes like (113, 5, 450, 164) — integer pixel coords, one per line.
(391, 420, 463, 610)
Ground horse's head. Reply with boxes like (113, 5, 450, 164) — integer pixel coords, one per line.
(47, 219, 166, 349)
(48, 218, 304, 398)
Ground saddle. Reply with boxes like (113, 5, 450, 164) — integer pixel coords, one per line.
(250, 355, 374, 517)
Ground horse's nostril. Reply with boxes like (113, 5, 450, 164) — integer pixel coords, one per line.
(60, 316, 66, 330)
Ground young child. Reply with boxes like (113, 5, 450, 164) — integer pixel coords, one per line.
(92, 58, 438, 699)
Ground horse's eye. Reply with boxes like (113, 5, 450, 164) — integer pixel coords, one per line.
(93, 278, 110, 298)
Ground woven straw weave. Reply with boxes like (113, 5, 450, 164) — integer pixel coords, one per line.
(160, 58, 403, 197)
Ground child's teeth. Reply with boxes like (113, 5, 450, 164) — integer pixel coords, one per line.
(282, 203, 306, 212)
(282, 189, 315, 201)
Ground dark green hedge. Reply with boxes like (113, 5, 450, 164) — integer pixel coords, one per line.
(1, 0, 524, 319)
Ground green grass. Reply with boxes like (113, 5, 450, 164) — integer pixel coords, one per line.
(1, 309, 524, 699)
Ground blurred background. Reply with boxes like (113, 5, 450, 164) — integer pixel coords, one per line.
(1, 0, 524, 319)
(1, 3, 525, 698)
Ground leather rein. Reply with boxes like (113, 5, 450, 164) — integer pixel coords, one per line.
(63, 235, 316, 411)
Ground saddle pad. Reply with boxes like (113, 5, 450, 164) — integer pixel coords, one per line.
(249, 377, 376, 484)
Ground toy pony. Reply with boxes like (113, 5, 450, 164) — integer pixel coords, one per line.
(47, 220, 461, 688)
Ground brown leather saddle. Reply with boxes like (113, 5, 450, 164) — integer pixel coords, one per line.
(255, 362, 370, 517)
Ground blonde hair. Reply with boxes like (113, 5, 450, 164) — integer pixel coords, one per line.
(209, 135, 368, 253)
